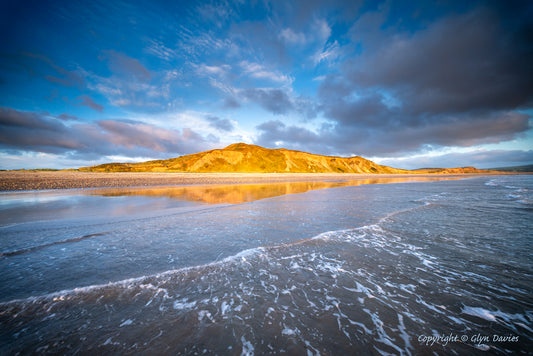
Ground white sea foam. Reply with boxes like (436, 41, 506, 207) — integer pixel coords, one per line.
(0, 222, 375, 306)
(485, 179, 500, 187)
(119, 319, 133, 327)
(475, 344, 491, 351)
(462, 306, 497, 321)
(281, 326, 297, 336)
(173, 299, 197, 310)
(462, 305, 530, 330)
(240, 336, 255, 356)
(484, 177, 533, 206)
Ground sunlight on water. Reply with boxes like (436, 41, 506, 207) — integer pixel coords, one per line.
(87, 176, 464, 204)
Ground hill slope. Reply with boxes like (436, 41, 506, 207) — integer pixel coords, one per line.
(487, 164, 533, 172)
(411, 167, 496, 174)
(80, 143, 410, 174)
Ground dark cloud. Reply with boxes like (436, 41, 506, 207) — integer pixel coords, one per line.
(0, 107, 213, 159)
(43, 89, 60, 102)
(90, 50, 172, 110)
(354, 111, 531, 156)
(57, 113, 78, 120)
(319, 87, 395, 128)
(0, 107, 87, 153)
(96, 120, 207, 154)
(255, 111, 530, 157)
(256, 120, 320, 143)
(206, 116, 234, 132)
(377, 149, 533, 170)
(21, 52, 85, 88)
(255, 120, 334, 154)
(243, 88, 293, 115)
(237, 87, 318, 118)
(223, 97, 241, 109)
(230, 21, 290, 67)
(313, 6, 533, 156)
(100, 50, 151, 82)
(76, 95, 104, 112)
(294, 96, 319, 120)
(345, 8, 533, 115)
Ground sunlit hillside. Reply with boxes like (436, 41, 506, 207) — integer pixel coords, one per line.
(80, 143, 410, 173)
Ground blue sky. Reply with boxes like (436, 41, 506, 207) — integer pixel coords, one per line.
(1, 0, 532, 169)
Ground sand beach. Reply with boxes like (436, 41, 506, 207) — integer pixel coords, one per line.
(0, 170, 506, 191)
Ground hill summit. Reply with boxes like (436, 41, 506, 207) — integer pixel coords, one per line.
(80, 143, 409, 174)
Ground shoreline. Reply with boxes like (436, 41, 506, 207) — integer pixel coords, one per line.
(0, 171, 514, 192)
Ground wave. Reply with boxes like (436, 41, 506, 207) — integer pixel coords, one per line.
(0, 196, 439, 306)
(0, 232, 107, 257)
(485, 179, 501, 187)
(0, 222, 380, 307)
(484, 177, 532, 207)
(0, 244, 268, 306)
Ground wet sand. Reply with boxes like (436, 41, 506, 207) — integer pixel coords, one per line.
(0, 171, 505, 191)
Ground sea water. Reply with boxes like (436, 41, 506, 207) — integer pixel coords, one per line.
(0, 176, 531, 355)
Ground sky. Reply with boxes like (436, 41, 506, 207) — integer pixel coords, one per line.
(1, 0, 532, 170)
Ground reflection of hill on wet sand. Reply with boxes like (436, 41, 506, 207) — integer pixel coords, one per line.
(90, 176, 463, 204)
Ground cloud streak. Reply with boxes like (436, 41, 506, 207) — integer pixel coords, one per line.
(77, 95, 104, 112)
(0, 107, 213, 160)
(21, 52, 85, 88)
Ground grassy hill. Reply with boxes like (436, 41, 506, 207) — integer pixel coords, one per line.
(487, 164, 533, 172)
(80, 143, 410, 174)
(411, 167, 496, 174)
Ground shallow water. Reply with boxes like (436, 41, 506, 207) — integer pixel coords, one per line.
(0, 176, 532, 355)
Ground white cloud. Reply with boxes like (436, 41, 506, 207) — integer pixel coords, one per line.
(279, 28, 307, 44)
(163, 69, 180, 81)
(196, 2, 234, 28)
(177, 27, 233, 60)
(80, 51, 176, 109)
(313, 40, 340, 65)
(195, 64, 231, 77)
(145, 39, 177, 61)
(239, 61, 293, 84)
(208, 78, 238, 96)
(314, 19, 331, 42)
